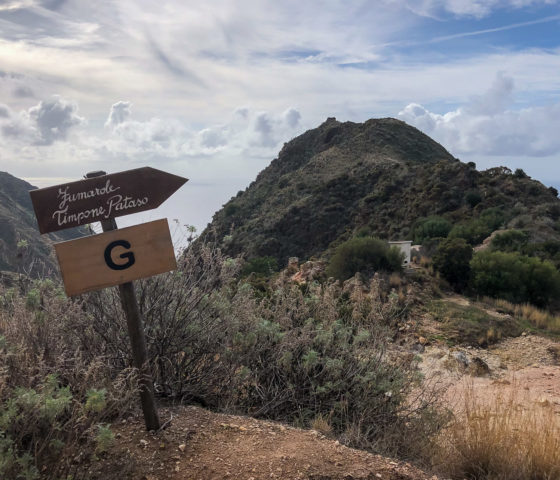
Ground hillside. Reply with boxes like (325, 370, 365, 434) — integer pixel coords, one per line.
(0, 172, 85, 277)
(204, 117, 560, 265)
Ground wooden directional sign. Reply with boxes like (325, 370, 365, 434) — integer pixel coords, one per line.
(30, 167, 188, 234)
(54, 219, 176, 296)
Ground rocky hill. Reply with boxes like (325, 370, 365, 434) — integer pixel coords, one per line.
(203, 117, 560, 265)
(0, 172, 85, 278)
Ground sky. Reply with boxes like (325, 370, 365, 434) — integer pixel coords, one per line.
(0, 0, 559, 239)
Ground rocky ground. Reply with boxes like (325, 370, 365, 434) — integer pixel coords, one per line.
(418, 333, 560, 415)
(85, 406, 437, 480)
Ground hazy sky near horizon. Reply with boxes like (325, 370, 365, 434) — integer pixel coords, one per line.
(0, 0, 559, 233)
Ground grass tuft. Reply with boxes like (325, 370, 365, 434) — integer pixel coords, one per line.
(434, 382, 560, 480)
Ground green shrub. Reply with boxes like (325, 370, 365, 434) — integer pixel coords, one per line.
(241, 256, 279, 277)
(490, 229, 528, 252)
(464, 190, 482, 208)
(449, 220, 490, 245)
(432, 238, 473, 291)
(413, 216, 452, 244)
(470, 250, 560, 307)
(224, 281, 444, 459)
(326, 237, 403, 281)
(449, 209, 506, 246)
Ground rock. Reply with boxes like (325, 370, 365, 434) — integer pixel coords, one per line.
(469, 357, 490, 376)
(451, 351, 469, 368)
(139, 439, 148, 448)
(178, 444, 186, 452)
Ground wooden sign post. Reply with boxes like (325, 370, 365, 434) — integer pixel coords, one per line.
(29, 168, 189, 431)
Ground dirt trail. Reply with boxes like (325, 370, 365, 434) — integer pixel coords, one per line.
(87, 406, 437, 480)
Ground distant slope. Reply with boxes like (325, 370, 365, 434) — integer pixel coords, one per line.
(0, 172, 86, 277)
(202, 117, 560, 265)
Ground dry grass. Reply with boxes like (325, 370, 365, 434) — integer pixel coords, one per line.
(487, 297, 560, 334)
(433, 382, 560, 480)
(389, 272, 403, 289)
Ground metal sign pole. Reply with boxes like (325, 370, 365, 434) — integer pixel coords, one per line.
(85, 171, 160, 431)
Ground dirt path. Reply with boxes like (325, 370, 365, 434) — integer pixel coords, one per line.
(87, 406, 437, 480)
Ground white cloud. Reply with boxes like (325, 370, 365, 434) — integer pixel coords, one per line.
(105, 101, 132, 127)
(398, 73, 560, 156)
(0, 95, 84, 145)
(100, 103, 304, 164)
(397, 0, 559, 18)
(29, 96, 84, 144)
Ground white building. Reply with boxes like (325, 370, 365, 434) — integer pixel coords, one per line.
(389, 240, 412, 267)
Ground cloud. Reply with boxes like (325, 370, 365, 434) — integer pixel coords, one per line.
(398, 0, 559, 18)
(467, 72, 514, 115)
(101, 104, 304, 162)
(283, 107, 301, 128)
(28, 96, 84, 144)
(105, 101, 131, 127)
(0, 95, 84, 145)
(398, 73, 560, 156)
(0, 104, 10, 118)
(12, 85, 34, 98)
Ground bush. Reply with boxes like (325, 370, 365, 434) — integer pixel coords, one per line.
(413, 216, 452, 244)
(490, 229, 528, 252)
(241, 256, 279, 277)
(224, 280, 445, 459)
(81, 250, 445, 460)
(449, 220, 490, 246)
(0, 280, 137, 479)
(464, 190, 482, 208)
(432, 238, 472, 291)
(449, 208, 506, 246)
(326, 237, 403, 281)
(470, 250, 560, 307)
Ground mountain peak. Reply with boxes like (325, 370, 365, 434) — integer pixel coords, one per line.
(202, 117, 558, 266)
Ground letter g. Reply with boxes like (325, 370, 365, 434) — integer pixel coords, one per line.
(104, 240, 135, 270)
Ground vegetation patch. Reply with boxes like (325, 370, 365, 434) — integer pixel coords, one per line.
(326, 236, 403, 281)
(428, 300, 521, 346)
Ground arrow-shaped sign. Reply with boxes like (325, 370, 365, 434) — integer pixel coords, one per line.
(29, 167, 188, 234)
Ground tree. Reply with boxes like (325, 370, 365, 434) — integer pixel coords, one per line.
(490, 230, 528, 253)
(470, 250, 560, 307)
(326, 237, 403, 281)
(432, 238, 473, 291)
(413, 216, 452, 244)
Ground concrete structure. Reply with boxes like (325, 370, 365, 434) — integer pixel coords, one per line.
(389, 240, 412, 267)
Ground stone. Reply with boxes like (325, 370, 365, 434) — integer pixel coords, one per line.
(469, 357, 490, 376)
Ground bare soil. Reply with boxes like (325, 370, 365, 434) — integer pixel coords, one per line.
(85, 406, 437, 480)
(419, 329, 560, 415)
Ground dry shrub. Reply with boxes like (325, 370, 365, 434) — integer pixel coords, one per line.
(81, 257, 445, 461)
(434, 382, 560, 480)
(81, 243, 242, 403)
(0, 280, 138, 479)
